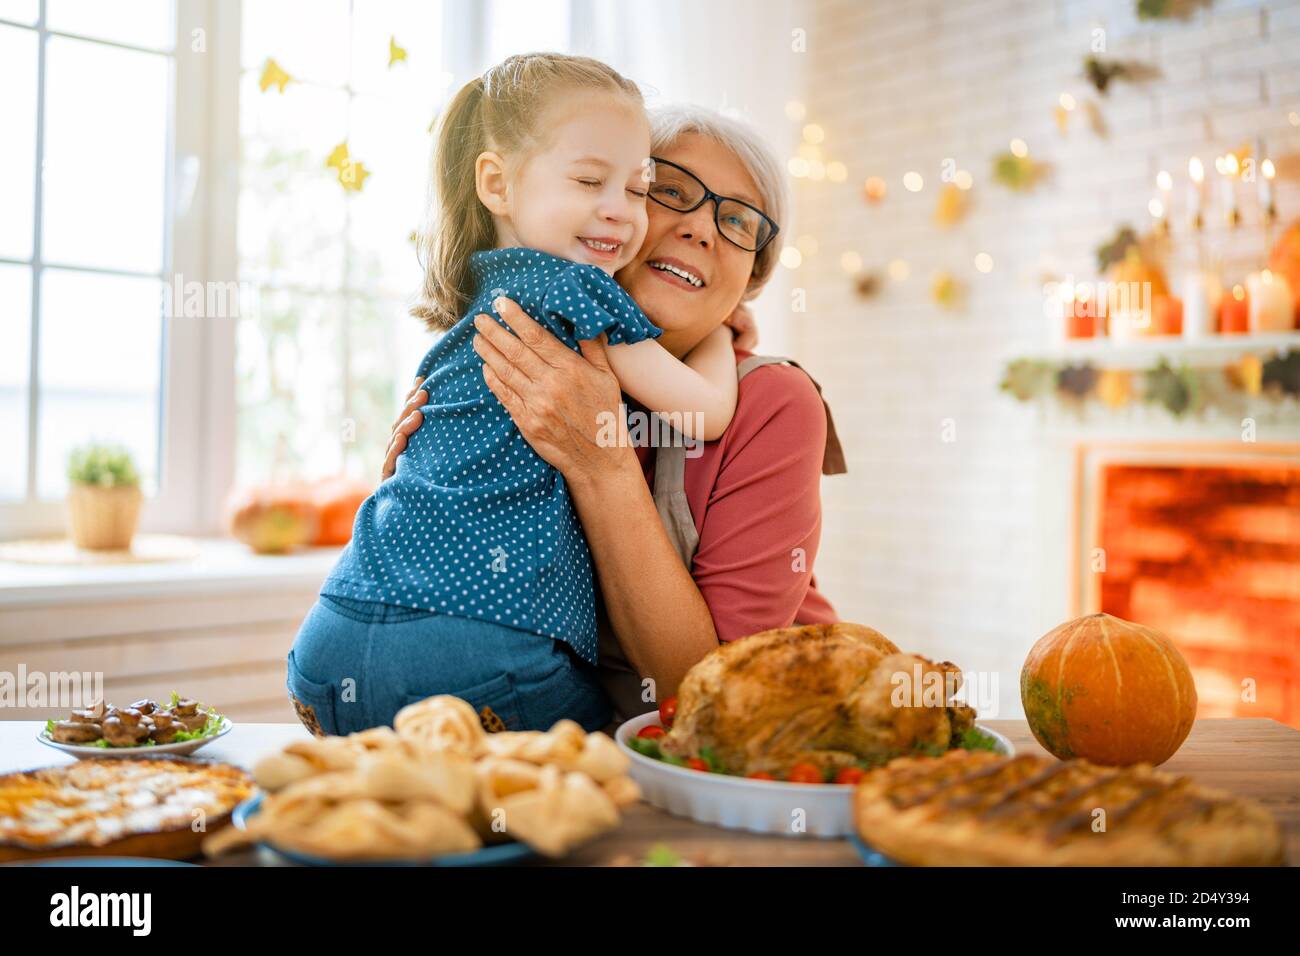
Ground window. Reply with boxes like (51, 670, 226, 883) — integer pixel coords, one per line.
(4, 0, 726, 539)
(234, 0, 445, 484)
(0, 0, 174, 510)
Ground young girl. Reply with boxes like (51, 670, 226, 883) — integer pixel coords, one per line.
(286, 54, 737, 738)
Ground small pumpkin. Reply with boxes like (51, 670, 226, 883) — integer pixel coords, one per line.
(1104, 249, 1169, 339)
(225, 483, 317, 554)
(310, 476, 372, 546)
(1021, 612, 1196, 766)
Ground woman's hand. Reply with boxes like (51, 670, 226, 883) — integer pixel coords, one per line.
(471, 297, 632, 486)
(724, 302, 759, 351)
(380, 378, 427, 480)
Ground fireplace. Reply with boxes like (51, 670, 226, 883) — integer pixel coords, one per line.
(1073, 442, 1300, 729)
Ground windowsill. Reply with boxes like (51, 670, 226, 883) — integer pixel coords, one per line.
(0, 537, 341, 608)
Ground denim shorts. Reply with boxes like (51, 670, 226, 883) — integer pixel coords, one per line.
(287, 594, 612, 737)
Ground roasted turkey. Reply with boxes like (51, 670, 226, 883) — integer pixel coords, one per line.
(659, 622, 977, 776)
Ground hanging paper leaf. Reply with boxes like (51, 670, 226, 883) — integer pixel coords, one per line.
(1262, 349, 1300, 397)
(1096, 369, 1133, 408)
(338, 160, 370, 193)
(259, 57, 293, 94)
(853, 272, 881, 300)
(325, 141, 370, 193)
(1082, 99, 1108, 138)
(1000, 359, 1055, 401)
(1224, 354, 1263, 395)
(1138, 0, 1212, 19)
(1082, 55, 1161, 95)
(992, 152, 1047, 191)
(388, 35, 408, 69)
(1143, 358, 1198, 416)
(325, 141, 350, 170)
(933, 182, 968, 227)
(1095, 225, 1138, 272)
(1056, 363, 1099, 399)
(930, 270, 962, 308)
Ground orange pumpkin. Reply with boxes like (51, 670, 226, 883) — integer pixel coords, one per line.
(1267, 220, 1300, 325)
(310, 476, 372, 546)
(1021, 612, 1197, 766)
(1104, 250, 1169, 339)
(225, 483, 317, 554)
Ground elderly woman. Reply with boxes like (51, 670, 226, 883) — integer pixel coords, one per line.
(381, 104, 844, 722)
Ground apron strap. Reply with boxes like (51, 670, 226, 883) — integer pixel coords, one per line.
(652, 443, 699, 568)
(735, 355, 848, 476)
(652, 354, 847, 570)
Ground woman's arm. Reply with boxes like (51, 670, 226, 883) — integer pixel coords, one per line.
(469, 301, 719, 693)
(687, 363, 830, 641)
(603, 324, 737, 441)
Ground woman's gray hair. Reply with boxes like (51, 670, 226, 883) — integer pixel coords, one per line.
(648, 104, 788, 301)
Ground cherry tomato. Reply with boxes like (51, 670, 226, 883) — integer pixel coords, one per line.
(685, 757, 710, 772)
(834, 767, 866, 786)
(786, 762, 824, 784)
(746, 771, 776, 781)
(637, 725, 666, 740)
(658, 696, 678, 728)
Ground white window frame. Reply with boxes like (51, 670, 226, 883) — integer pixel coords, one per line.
(0, 0, 239, 539)
(2, 0, 559, 542)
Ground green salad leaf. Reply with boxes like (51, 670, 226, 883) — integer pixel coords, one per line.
(956, 727, 1002, 752)
(625, 735, 662, 759)
(643, 843, 684, 867)
(171, 712, 224, 742)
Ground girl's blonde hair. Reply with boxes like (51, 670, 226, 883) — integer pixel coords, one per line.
(412, 53, 643, 331)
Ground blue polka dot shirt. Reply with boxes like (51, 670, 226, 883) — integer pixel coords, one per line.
(320, 248, 663, 664)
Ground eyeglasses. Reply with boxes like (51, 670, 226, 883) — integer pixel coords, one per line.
(646, 157, 779, 253)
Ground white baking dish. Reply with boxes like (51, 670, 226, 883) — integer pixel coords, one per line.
(615, 711, 1014, 838)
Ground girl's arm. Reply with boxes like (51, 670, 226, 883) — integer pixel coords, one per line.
(602, 324, 738, 441)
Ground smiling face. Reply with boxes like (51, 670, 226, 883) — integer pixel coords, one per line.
(616, 133, 764, 358)
(480, 89, 651, 276)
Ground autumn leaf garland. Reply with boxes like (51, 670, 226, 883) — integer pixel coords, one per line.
(1000, 351, 1300, 416)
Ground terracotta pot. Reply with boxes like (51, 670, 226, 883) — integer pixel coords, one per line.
(66, 483, 143, 550)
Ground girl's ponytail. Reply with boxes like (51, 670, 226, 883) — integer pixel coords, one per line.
(412, 77, 494, 331)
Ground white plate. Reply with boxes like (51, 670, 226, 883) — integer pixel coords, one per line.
(615, 712, 1014, 838)
(36, 717, 233, 759)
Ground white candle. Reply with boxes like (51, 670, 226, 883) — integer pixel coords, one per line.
(1156, 170, 1172, 235)
(1187, 157, 1205, 231)
(1181, 271, 1222, 340)
(1219, 154, 1240, 227)
(1260, 158, 1276, 222)
(1245, 269, 1294, 332)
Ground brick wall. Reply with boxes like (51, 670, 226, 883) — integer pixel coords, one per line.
(786, 0, 1300, 716)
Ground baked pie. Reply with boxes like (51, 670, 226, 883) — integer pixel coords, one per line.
(0, 758, 253, 861)
(853, 750, 1284, 866)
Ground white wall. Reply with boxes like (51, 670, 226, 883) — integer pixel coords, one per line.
(787, 0, 1300, 716)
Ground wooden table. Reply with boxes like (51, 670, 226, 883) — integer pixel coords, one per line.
(3, 719, 1297, 865)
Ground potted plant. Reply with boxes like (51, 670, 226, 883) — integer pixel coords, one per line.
(66, 443, 143, 550)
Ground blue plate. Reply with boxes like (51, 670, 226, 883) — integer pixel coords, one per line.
(6, 857, 199, 867)
(848, 834, 901, 867)
(233, 793, 535, 867)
